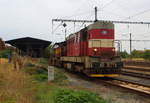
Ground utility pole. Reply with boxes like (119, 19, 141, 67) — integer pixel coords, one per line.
(129, 33, 132, 54)
(63, 23, 67, 40)
(94, 6, 98, 22)
(74, 22, 75, 32)
(65, 28, 67, 40)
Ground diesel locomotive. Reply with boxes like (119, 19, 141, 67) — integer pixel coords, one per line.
(50, 21, 123, 77)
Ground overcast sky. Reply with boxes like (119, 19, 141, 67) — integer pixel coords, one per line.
(0, 0, 150, 51)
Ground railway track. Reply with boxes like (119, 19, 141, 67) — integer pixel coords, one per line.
(68, 72, 150, 97)
(93, 76, 150, 97)
(121, 66, 150, 79)
(121, 70, 150, 79)
(124, 66, 150, 72)
(97, 79, 150, 97)
(113, 67, 150, 96)
(113, 76, 150, 88)
(58, 67, 150, 98)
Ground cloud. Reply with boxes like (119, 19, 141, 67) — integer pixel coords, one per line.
(0, 0, 150, 51)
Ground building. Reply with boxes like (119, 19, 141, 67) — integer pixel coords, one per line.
(5, 37, 51, 57)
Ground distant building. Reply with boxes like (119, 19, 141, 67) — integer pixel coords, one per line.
(5, 37, 51, 57)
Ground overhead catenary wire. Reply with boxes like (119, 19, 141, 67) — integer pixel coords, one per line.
(61, 10, 94, 19)
(52, 22, 63, 34)
(115, 39, 150, 42)
(123, 8, 150, 20)
(102, 0, 116, 9)
(101, 10, 127, 19)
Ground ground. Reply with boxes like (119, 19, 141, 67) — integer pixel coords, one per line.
(0, 57, 149, 103)
(64, 71, 150, 103)
(0, 58, 106, 103)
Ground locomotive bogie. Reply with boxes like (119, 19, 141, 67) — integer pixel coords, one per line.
(58, 56, 122, 77)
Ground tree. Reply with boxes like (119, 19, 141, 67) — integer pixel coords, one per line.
(44, 45, 54, 58)
(130, 50, 144, 58)
(143, 50, 150, 60)
(119, 51, 129, 58)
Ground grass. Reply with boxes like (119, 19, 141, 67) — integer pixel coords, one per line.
(123, 58, 145, 61)
(0, 57, 113, 103)
(0, 63, 35, 103)
(35, 83, 56, 103)
(52, 68, 68, 85)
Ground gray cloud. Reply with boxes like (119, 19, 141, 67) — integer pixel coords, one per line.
(0, 0, 150, 51)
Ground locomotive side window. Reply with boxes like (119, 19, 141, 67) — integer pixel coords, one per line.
(80, 28, 88, 41)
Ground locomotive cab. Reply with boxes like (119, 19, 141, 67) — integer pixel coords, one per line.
(86, 21, 123, 77)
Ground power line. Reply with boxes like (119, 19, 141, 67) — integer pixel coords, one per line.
(116, 39, 150, 42)
(102, 10, 127, 19)
(52, 22, 63, 34)
(102, 0, 116, 9)
(123, 8, 150, 20)
(61, 10, 93, 19)
(52, 19, 150, 24)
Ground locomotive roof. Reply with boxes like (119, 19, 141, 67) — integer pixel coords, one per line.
(87, 21, 114, 30)
(66, 21, 114, 40)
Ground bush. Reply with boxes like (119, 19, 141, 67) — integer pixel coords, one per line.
(54, 88, 106, 103)
(130, 50, 144, 58)
(33, 74, 48, 82)
(143, 50, 150, 60)
(43, 45, 54, 58)
(119, 51, 129, 58)
(0, 49, 12, 58)
(24, 65, 48, 82)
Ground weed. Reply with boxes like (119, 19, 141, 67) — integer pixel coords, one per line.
(0, 64, 36, 103)
(54, 88, 107, 103)
(52, 68, 68, 85)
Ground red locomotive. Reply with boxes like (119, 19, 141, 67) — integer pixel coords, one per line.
(51, 21, 123, 77)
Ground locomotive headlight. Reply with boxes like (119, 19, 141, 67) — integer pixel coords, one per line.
(94, 48, 98, 52)
(112, 48, 115, 51)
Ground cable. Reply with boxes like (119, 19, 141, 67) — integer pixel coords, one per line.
(102, 0, 116, 9)
(52, 22, 63, 34)
(61, 10, 93, 19)
(123, 8, 150, 20)
(102, 10, 127, 19)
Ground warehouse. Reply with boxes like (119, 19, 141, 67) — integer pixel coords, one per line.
(5, 37, 51, 57)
